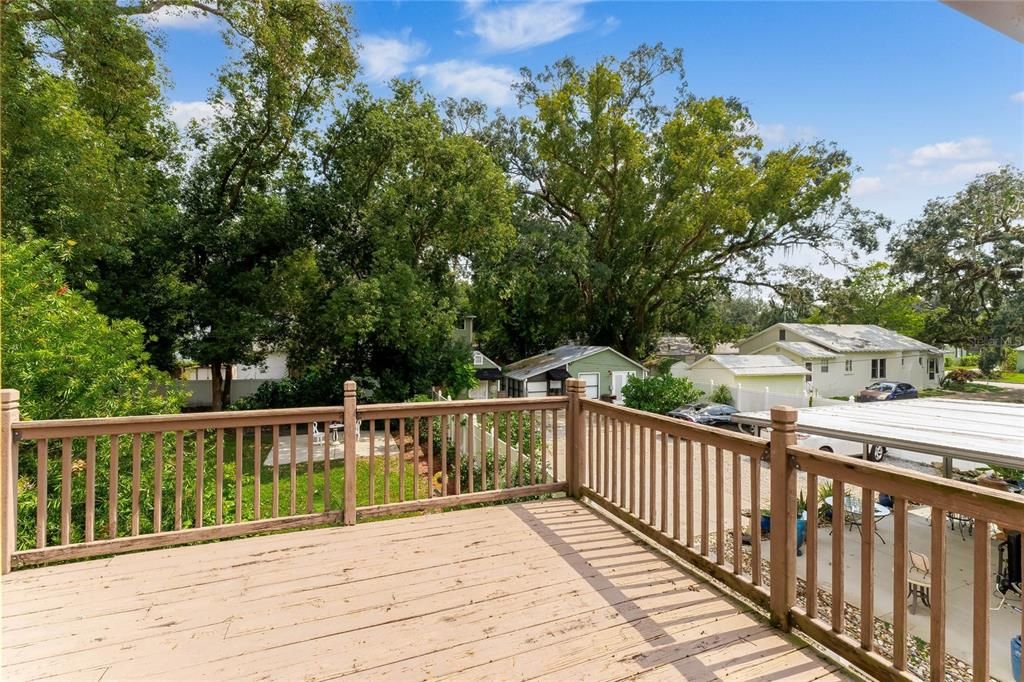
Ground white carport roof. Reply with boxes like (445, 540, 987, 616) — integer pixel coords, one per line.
(732, 398, 1024, 470)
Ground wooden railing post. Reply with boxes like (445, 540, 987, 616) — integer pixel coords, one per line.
(1, 389, 20, 574)
(565, 378, 585, 498)
(769, 404, 798, 630)
(343, 381, 357, 525)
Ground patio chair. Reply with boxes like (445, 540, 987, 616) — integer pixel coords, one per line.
(946, 511, 974, 540)
(312, 422, 326, 447)
(908, 550, 931, 614)
(994, 532, 1022, 611)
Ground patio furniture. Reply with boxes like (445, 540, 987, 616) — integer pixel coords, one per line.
(946, 511, 974, 540)
(824, 495, 891, 544)
(995, 531, 1022, 611)
(907, 550, 932, 614)
(311, 421, 344, 447)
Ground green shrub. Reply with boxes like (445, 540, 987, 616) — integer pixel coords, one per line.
(978, 347, 1003, 376)
(708, 384, 733, 405)
(957, 354, 979, 367)
(941, 367, 976, 387)
(1005, 349, 1018, 372)
(621, 374, 702, 414)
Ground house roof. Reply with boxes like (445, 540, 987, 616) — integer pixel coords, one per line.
(762, 341, 839, 360)
(1015, 344, 1024, 352)
(692, 354, 810, 376)
(503, 345, 645, 381)
(755, 324, 940, 354)
(654, 336, 738, 357)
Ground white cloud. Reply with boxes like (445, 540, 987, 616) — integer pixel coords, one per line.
(599, 16, 621, 36)
(1011, 91, 1024, 103)
(945, 160, 1001, 179)
(907, 136, 992, 167)
(752, 122, 788, 144)
(142, 6, 218, 30)
(850, 176, 883, 197)
(168, 100, 217, 129)
(413, 60, 517, 107)
(360, 31, 429, 82)
(467, 0, 586, 52)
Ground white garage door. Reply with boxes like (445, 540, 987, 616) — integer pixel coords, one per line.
(527, 379, 548, 397)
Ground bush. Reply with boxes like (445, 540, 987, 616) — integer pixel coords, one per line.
(941, 367, 977, 387)
(708, 384, 733, 406)
(232, 371, 380, 409)
(1005, 349, 1018, 373)
(978, 347, 1004, 376)
(957, 354, 979, 368)
(621, 374, 702, 414)
(944, 356, 954, 369)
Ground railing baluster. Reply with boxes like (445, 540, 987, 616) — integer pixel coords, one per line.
(660, 431, 668, 534)
(430, 415, 437, 495)
(529, 410, 536, 486)
(270, 425, 279, 518)
(588, 412, 595, 490)
(673, 436, 681, 540)
(252, 428, 260, 521)
(85, 436, 96, 542)
(552, 410, 558, 483)
(860, 486, 874, 651)
(639, 426, 647, 522)
(305, 423, 314, 514)
(369, 420, 376, 504)
(61, 438, 72, 545)
(441, 415, 449, 496)
(648, 427, 656, 525)
(610, 417, 618, 505)
(154, 433, 163, 532)
(235, 427, 243, 522)
(413, 416, 421, 500)
(831, 480, 844, 633)
(323, 418, 331, 510)
(732, 450, 740, 575)
(517, 411, 524, 488)
(480, 412, 488, 491)
(603, 413, 610, 496)
(385, 418, 393, 502)
(289, 425, 297, 515)
(399, 417, 407, 501)
(493, 412, 500, 491)
(453, 415, 461, 496)
(619, 418, 627, 507)
(214, 429, 224, 524)
(749, 451, 760, 584)
(972, 519, 989, 681)
(36, 439, 47, 548)
(129, 434, 141, 536)
(686, 439, 695, 549)
(504, 413, 511, 488)
(628, 423, 636, 515)
(929, 505, 946, 681)
(715, 446, 724, 564)
(700, 442, 709, 556)
(892, 496, 907, 670)
(806, 472, 818, 618)
(175, 431, 184, 529)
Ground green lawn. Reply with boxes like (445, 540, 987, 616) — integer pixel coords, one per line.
(920, 382, 1007, 398)
(995, 371, 1024, 384)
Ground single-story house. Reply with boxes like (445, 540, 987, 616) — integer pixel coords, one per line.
(178, 352, 290, 408)
(671, 354, 810, 399)
(738, 323, 944, 398)
(468, 350, 502, 400)
(649, 335, 739, 368)
(503, 345, 647, 401)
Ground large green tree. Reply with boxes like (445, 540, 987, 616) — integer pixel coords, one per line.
(802, 262, 926, 338)
(889, 166, 1024, 347)
(282, 84, 514, 401)
(477, 44, 881, 360)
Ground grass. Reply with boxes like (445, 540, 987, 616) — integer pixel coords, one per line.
(994, 371, 1024, 384)
(919, 382, 1007, 398)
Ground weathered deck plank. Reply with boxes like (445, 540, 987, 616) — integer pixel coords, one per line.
(1, 498, 847, 681)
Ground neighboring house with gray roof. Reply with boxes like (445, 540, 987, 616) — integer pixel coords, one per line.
(503, 345, 647, 402)
(671, 354, 811, 399)
(649, 335, 739, 368)
(737, 323, 944, 397)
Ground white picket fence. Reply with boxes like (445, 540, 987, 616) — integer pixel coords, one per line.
(688, 380, 853, 412)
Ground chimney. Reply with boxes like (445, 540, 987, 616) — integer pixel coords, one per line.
(463, 315, 477, 347)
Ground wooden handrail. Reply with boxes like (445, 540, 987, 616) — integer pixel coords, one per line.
(355, 396, 567, 420)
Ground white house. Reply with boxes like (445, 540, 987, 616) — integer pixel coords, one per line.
(738, 323, 944, 398)
(671, 354, 810, 407)
(179, 352, 290, 407)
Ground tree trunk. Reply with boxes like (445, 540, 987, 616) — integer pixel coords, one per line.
(210, 361, 223, 412)
(221, 370, 233, 409)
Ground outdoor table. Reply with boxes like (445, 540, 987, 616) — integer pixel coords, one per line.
(824, 495, 891, 544)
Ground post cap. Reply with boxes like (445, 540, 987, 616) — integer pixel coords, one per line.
(769, 404, 798, 424)
(0, 388, 20, 405)
(343, 380, 357, 395)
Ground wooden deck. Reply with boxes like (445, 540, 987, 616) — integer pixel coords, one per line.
(2, 498, 848, 681)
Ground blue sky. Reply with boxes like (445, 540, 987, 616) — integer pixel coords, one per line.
(151, 1, 1023, 228)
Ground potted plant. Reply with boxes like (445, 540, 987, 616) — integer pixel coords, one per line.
(817, 480, 834, 523)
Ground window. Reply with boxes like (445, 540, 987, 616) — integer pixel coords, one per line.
(804, 362, 812, 382)
(844, 359, 853, 373)
(779, 329, 787, 341)
(472, 351, 484, 366)
(919, 356, 923, 366)
(901, 356, 905, 366)
(871, 358, 887, 379)
(579, 372, 600, 399)
(820, 360, 829, 373)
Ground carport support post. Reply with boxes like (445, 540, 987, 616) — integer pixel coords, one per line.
(343, 381, 357, 525)
(769, 404, 798, 631)
(566, 378, 586, 498)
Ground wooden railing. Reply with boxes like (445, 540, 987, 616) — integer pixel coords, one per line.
(2, 381, 1022, 682)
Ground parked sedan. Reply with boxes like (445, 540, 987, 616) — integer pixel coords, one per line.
(747, 426, 887, 462)
(855, 381, 918, 402)
(667, 403, 739, 428)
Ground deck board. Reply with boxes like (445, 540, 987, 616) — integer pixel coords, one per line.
(2, 498, 848, 681)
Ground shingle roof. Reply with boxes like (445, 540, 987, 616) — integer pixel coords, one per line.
(655, 336, 738, 356)
(777, 324, 940, 353)
(770, 341, 839, 359)
(504, 345, 644, 381)
(695, 354, 810, 376)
